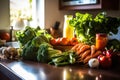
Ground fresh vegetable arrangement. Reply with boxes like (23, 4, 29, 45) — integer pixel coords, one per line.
(15, 26, 77, 66)
(71, 43, 102, 64)
(69, 12, 120, 44)
(71, 42, 120, 69)
(1, 12, 120, 69)
(15, 26, 51, 46)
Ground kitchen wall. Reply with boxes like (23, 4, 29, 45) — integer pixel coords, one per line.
(45, 0, 120, 29)
(45, 0, 76, 30)
(0, 0, 120, 40)
(45, 0, 120, 40)
(0, 0, 10, 30)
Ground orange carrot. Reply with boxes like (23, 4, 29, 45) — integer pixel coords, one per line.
(77, 45, 90, 55)
(91, 50, 102, 58)
(76, 43, 85, 51)
(83, 55, 92, 64)
(81, 49, 91, 60)
(79, 52, 84, 57)
(83, 50, 102, 64)
(91, 45, 96, 56)
(71, 43, 80, 51)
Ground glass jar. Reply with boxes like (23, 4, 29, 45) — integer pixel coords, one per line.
(63, 15, 74, 40)
(96, 33, 108, 50)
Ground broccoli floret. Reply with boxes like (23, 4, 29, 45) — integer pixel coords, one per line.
(21, 40, 39, 61)
(16, 26, 52, 47)
(37, 43, 53, 63)
(16, 26, 36, 46)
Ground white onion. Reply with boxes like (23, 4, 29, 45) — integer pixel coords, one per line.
(88, 58, 99, 68)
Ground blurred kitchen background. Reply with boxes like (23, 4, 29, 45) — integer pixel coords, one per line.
(0, 0, 120, 41)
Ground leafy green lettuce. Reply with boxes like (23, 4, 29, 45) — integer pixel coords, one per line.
(69, 12, 120, 44)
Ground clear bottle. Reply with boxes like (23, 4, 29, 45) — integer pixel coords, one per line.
(63, 15, 74, 40)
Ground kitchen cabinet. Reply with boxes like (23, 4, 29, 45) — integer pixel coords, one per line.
(59, 0, 119, 10)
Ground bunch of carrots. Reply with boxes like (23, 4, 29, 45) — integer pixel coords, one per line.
(50, 37, 103, 64)
(71, 43, 102, 64)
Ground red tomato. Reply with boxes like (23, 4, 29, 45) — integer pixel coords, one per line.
(50, 38, 57, 45)
(70, 37, 79, 46)
(60, 37, 69, 46)
(0, 32, 10, 41)
(55, 38, 61, 45)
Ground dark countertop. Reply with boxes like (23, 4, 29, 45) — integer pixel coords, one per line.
(0, 60, 120, 80)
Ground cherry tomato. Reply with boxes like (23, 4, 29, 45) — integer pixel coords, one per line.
(70, 37, 79, 46)
(50, 38, 57, 45)
(60, 37, 69, 45)
(55, 38, 61, 45)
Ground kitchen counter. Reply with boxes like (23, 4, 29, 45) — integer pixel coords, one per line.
(0, 60, 120, 80)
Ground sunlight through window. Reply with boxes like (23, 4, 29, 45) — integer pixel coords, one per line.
(10, 0, 37, 30)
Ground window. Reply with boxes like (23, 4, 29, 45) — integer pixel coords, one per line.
(10, 0, 39, 30)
